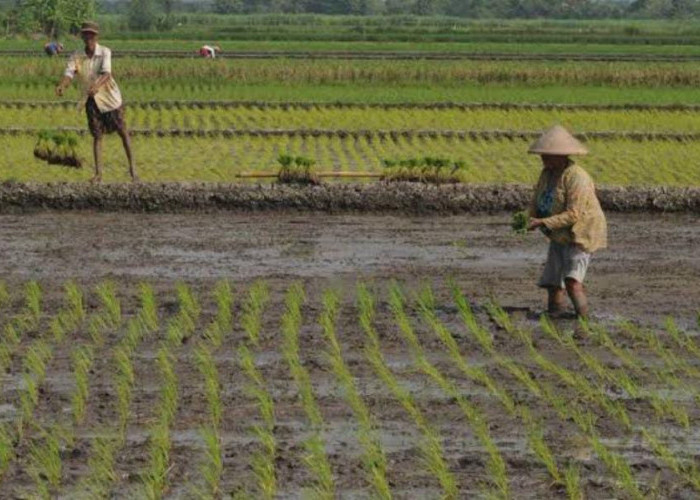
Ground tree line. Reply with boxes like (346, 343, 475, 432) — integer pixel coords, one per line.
(2, 0, 699, 37)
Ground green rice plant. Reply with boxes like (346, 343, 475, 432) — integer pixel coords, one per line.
(24, 281, 42, 329)
(358, 283, 457, 498)
(643, 430, 700, 492)
(64, 281, 86, 327)
(176, 281, 201, 323)
(203, 280, 234, 348)
(157, 348, 178, 427)
(319, 289, 391, 500)
(618, 320, 700, 379)
(26, 425, 68, 498)
(0, 423, 14, 477)
(488, 303, 632, 430)
(540, 316, 691, 427)
(564, 464, 584, 500)
(142, 420, 172, 500)
(78, 434, 119, 498)
(141, 347, 178, 499)
(22, 339, 52, 382)
(589, 435, 643, 500)
(280, 283, 334, 499)
(241, 280, 270, 345)
(194, 344, 222, 428)
(277, 154, 320, 185)
(71, 345, 95, 425)
(389, 284, 508, 498)
(239, 343, 277, 499)
(96, 282, 121, 329)
(197, 425, 223, 498)
(138, 283, 159, 334)
(665, 317, 700, 361)
(0, 281, 8, 307)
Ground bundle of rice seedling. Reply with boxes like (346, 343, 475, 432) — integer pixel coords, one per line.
(382, 157, 467, 184)
(511, 211, 529, 234)
(277, 155, 320, 186)
(33, 130, 82, 168)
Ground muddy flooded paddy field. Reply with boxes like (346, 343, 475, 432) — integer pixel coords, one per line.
(0, 212, 698, 498)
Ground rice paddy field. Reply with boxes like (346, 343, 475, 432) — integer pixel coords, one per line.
(1, 17, 699, 500)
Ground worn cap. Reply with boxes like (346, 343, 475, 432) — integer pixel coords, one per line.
(80, 21, 99, 35)
(528, 125, 589, 156)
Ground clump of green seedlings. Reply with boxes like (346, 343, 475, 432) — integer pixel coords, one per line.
(34, 129, 83, 168)
(166, 282, 200, 346)
(358, 284, 457, 498)
(511, 211, 529, 234)
(320, 289, 391, 500)
(241, 280, 270, 345)
(382, 157, 467, 184)
(71, 345, 95, 425)
(277, 154, 320, 186)
(26, 425, 70, 498)
(78, 434, 119, 498)
(203, 280, 233, 348)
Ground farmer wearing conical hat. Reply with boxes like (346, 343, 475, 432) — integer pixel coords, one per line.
(527, 125, 607, 319)
(55, 21, 137, 183)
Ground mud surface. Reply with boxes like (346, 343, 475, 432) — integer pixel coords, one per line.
(1, 182, 700, 214)
(0, 211, 698, 320)
(0, 211, 698, 498)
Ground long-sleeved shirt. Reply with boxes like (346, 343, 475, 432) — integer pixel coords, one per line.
(64, 44, 122, 113)
(529, 164, 607, 253)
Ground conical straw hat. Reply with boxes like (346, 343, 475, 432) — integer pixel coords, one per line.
(528, 125, 589, 156)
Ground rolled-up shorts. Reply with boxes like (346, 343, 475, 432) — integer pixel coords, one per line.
(538, 241, 591, 289)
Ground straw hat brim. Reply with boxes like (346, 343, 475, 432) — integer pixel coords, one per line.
(528, 125, 589, 156)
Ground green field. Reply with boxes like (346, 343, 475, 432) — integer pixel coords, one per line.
(2, 17, 700, 185)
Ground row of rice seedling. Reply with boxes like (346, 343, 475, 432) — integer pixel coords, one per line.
(9, 57, 700, 88)
(415, 284, 579, 496)
(319, 289, 391, 499)
(280, 283, 334, 498)
(9, 99, 700, 112)
(388, 284, 510, 498)
(483, 302, 700, 496)
(73, 284, 158, 498)
(141, 283, 199, 499)
(0, 283, 84, 498)
(0, 282, 42, 378)
(238, 281, 276, 498)
(192, 280, 232, 499)
(8, 104, 700, 134)
(540, 316, 689, 427)
(4, 132, 700, 186)
(357, 284, 458, 498)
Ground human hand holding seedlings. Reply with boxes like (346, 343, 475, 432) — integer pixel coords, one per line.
(528, 218, 544, 231)
(55, 76, 71, 97)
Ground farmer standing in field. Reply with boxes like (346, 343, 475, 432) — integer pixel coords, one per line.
(55, 21, 137, 183)
(527, 125, 607, 319)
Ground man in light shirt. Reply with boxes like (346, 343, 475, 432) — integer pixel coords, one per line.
(55, 21, 137, 183)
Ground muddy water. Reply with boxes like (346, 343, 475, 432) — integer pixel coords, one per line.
(0, 212, 698, 322)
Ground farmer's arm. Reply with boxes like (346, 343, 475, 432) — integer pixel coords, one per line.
(539, 170, 589, 231)
(55, 55, 77, 96)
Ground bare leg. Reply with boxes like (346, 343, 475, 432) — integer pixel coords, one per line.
(547, 286, 567, 314)
(565, 278, 589, 319)
(117, 128, 138, 182)
(91, 136, 103, 183)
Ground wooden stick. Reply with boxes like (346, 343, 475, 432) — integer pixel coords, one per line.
(236, 171, 383, 178)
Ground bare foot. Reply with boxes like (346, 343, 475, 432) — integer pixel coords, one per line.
(89, 175, 102, 184)
(130, 174, 140, 183)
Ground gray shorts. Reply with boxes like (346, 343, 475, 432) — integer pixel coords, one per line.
(538, 241, 591, 289)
